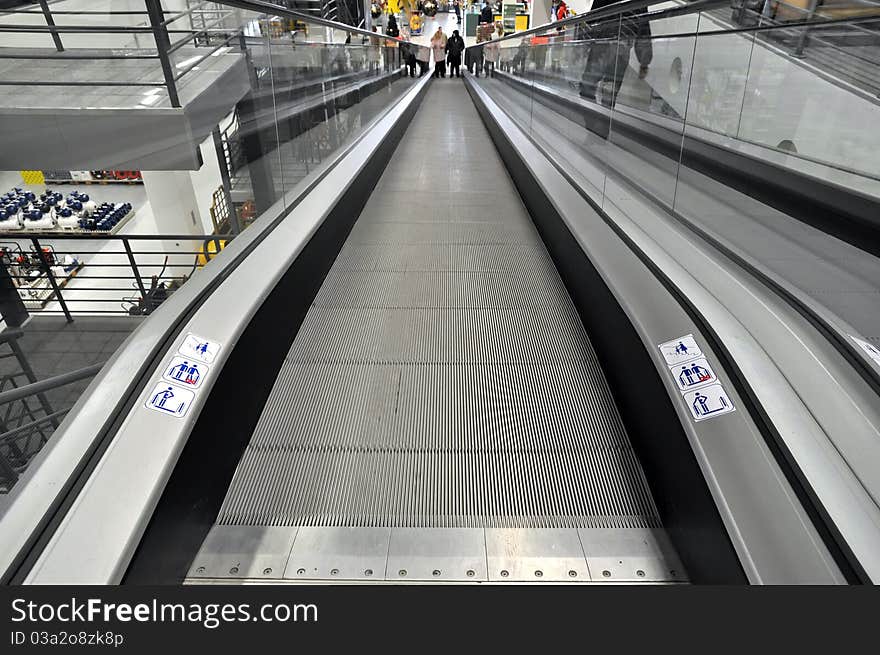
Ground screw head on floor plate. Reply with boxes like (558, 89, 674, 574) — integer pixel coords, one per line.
(432, 569, 441, 577)
(195, 566, 206, 574)
(331, 568, 339, 576)
(399, 569, 407, 577)
(534, 570, 543, 578)
(466, 569, 475, 577)
(500, 570, 509, 578)
(229, 567, 239, 575)
(364, 569, 373, 576)
(297, 568, 306, 575)
(568, 570, 577, 578)
(636, 570, 646, 578)
(602, 570, 611, 578)
(263, 568, 273, 575)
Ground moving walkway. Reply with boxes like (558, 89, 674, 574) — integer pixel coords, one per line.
(181, 81, 685, 584)
(2, 0, 880, 586)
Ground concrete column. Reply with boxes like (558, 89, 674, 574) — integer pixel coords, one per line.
(532, 0, 553, 27)
(190, 135, 227, 234)
(138, 170, 205, 284)
(141, 131, 224, 238)
(138, 131, 227, 287)
(141, 171, 205, 237)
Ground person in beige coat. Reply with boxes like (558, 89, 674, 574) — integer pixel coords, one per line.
(430, 27, 448, 78)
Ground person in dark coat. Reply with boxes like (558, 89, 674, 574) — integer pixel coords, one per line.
(386, 15, 399, 37)
(401, 42, 417, 77)
(512, 38, 528, 75)
(466, 44, 485, 76)
(479, 0, 494, 24)
(415, 44, 431, 77)
(445, 29, 465, 78)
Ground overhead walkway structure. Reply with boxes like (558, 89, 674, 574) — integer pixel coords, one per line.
(2, 0, 880, 586)
(0, 0, 399, 171)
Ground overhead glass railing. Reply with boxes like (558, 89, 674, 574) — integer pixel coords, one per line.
(467, 0, 880, 382)
(726, 0, 880, 96)
(0, 1, 413, 325)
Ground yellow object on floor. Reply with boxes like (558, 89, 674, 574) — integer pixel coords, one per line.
(197, 239, 226, 267)
(20, 171, 45, 185)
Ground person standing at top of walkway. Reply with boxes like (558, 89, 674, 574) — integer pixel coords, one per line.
(431, 27, 448, 78)
(555, 0, 568, 21)
(479, 0, 494, 25)
(386, 14, 400, 37)
(401, 41, 418, 77)
(453, 0, 462, 24)
(487, 21, 505, 77)
(415, 44, 431, 77)
(446, 29, 465, 78)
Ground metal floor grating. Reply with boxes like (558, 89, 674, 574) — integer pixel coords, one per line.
(194, 82, 681, 583)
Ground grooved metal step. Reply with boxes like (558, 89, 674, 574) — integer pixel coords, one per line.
(190, 82, 684, 583)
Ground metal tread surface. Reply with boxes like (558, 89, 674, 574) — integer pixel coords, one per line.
(188, 525, 684, 583)
(201, 82, 678, 581)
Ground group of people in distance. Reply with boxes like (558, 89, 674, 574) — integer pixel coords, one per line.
(428, 26, 466, 78)
(390, 0, 653, 99)
(398, 25, 466, 78)
(395, 1, 502, 79)
(394, 11, 467, 79)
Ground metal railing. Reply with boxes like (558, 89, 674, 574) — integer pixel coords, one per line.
(0, 0, 408, 108)
(321, 0, 366, 27)
(0, 233, 231, 323)
(466, 0, 880, 101)
(215, 0, 407, 42)
(0, 1, 243, 108)
(0, 327, 104, 493)
(705, 0, 880, 101)
(464, 0, 879, 46)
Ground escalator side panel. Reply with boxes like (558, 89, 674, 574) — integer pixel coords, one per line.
(122, 79, 431, 585)
(465, 78, 747, 584)
(495, 71, 880, 259)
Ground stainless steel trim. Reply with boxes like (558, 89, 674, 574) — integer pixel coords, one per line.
(186, 526, 685, 583)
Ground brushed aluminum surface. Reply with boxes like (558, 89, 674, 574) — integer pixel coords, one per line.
(201, 83, 676, 582)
